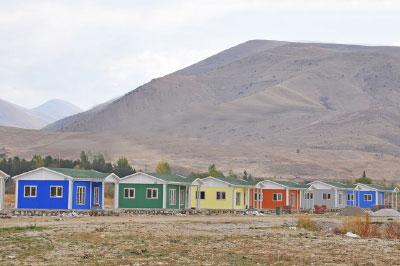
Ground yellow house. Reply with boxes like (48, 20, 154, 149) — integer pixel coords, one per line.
(190, 176, 251, 210)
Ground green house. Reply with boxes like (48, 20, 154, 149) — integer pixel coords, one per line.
(117, 172, 193, 209)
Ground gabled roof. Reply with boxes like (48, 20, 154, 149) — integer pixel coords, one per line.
(254, 179, 307, 189)
(150, 173, 195, 184)
(0, 170, 9, 179)
(307, 180, 354, 190)
(120, 172, 193, 185)
(195, 176, 251, 187)
(323, 181, 354, 189)
(49, 168, 111, 179)
(355, 183, 398, 192)
(13, 167, 113, 180)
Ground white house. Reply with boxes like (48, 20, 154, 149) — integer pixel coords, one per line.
(0, 170, 10, 210)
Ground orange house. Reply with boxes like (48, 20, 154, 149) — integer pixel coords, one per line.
(250, 180, 305, 210)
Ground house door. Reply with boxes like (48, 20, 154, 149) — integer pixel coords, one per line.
(236, 192, 241, 206)
(179, 189, 185, 208)
(379, 193, 383, 205)
(290, 193, 296, 208)
(93, 187, 100, 207)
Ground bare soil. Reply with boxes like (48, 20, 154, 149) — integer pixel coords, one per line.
(0, 214, 399, 265)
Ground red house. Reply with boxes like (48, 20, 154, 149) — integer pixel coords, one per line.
(250, 180, 305, 210)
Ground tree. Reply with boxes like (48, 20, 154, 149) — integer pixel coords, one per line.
(208, 164, 224, 177)
(92, 154, 106, 172)
(156, 161, 171, 175)
(44, 155, 54, 167)
(80, 151, 91, 169)
(355, 170, 372, 184)
(31, 155, 44, 169)
(228, 170, 238, 179)
(113, 157, 135, 177)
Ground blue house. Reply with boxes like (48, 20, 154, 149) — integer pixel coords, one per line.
(12, 167, 118, 210)
(346, 183, 399, 209)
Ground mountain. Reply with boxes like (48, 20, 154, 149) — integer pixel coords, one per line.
(30, 99, 82, 124)
(0, 99, 46, 129)
(17, 40, 400, 179)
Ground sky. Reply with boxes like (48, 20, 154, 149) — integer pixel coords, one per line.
(1, 0, 400, 110)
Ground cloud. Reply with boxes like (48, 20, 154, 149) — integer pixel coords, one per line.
(0, 0, 399, 109)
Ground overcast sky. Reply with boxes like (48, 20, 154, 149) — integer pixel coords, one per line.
(1, 0, 400, 109)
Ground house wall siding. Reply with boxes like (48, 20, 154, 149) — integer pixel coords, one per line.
(118, 183, 163, 209)
(91, 182, 103, 209)
(250, 189, 301, 209)
(346, 191, 384, 208)
(166, 185, 186, 209)
(17, 180, 69, 209)
(72, 181, 91, 209)
(190, 186, 247, 210)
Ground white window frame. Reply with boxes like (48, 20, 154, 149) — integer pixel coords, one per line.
(272, 193, 283, 201)
(216, 191, 226, 200)
(254, 192, 263, 201)
(93, 186, 100, 206)
(235, 192, 241, 206)
(196, 191, 205, 200)
(146, 188, 158, 199)
(24, 185, 37, 198)
(124, 188, 136, 199)
(50, 186, 63, 198)
(77, 186, 86, 205)
(323, 193, 331, 200)
(169, 189, 176, 205)
(305, 192, 313, 200)
(347, 194, 354, 201)
(364, 194, 372, 201)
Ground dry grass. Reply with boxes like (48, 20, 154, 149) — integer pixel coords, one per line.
(4, 194, 14, 209)
(297, 215, 319, 231)
(335, 213, 400, 239)
(383, 222, 400, 239)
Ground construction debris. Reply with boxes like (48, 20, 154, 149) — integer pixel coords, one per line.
(371, 208, 400, 217)
(339, 206, 365, 217)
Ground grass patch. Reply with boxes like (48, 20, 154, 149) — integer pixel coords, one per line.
(297, 216, 320, 231)
(0, 224, 46, 234)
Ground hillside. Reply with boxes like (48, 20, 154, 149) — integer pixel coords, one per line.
(30, 99, 82, 124)
(0, 99, 46, 129)
(8, 40, 400, 180)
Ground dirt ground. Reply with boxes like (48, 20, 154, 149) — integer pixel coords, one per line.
(0, 214, 399, 265)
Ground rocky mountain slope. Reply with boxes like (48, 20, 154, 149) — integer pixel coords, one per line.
(5, 40, 400, 180)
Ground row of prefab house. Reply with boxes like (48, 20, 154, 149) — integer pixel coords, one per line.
(0, 167, 399, 211)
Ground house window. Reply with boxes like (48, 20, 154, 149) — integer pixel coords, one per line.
(216, 191, 226, 200)
(323, 193, 331, 200)
(254, 192, 263, 201)
(50, 186, 63, 198)
(124, 188, 135, 198)
(304, 192, 313, 199)
(146, 188, 158, 199)
(272, 193, 282, 201)
(24, 186, 37, 198)
(235, 192, 241, 206)
(196, 191, 205, 200)
(364, 194, 372, 201)
(347, 194, 354, 201)
(169, 189, 176, 205)
(77, 186, 86, 205)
